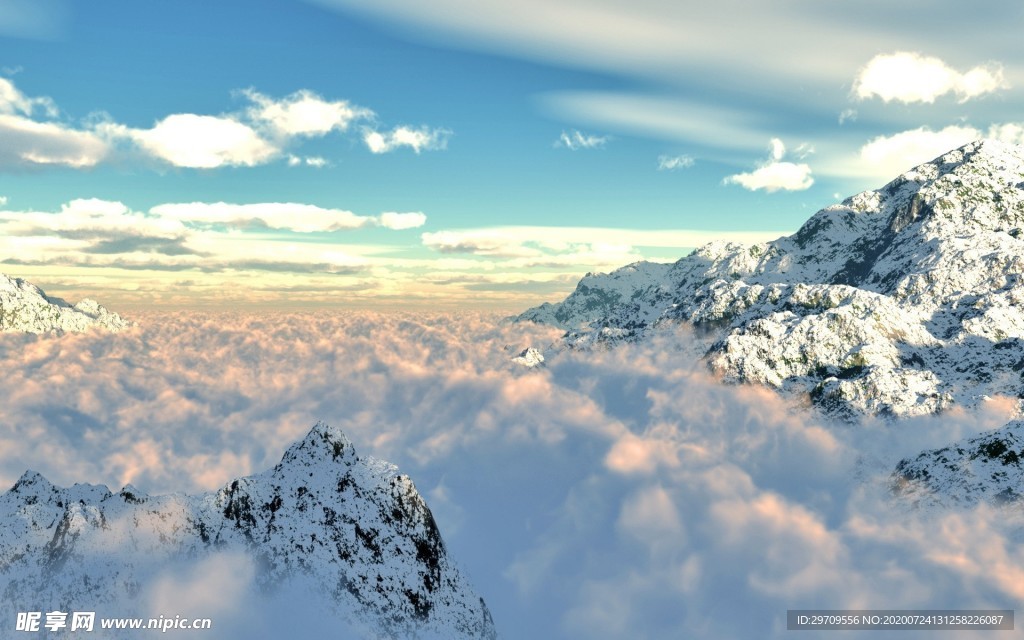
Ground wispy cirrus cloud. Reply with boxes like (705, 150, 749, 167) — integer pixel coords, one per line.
(0, 0, 69, 40)
(656, 154, 694, 171)
(555, 129, 608, 150)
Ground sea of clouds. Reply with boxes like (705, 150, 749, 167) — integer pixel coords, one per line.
(1, 311, 1023, 639)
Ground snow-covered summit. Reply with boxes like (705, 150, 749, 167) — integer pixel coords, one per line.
(0, 421, 497, 639)
(518, 139, 1024, 419)
(0, 272, 130, 333)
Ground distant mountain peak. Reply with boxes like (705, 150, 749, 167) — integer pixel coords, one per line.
(0, 272, 131, 334)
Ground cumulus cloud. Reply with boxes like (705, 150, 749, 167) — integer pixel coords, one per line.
(0, 78, 109, 168)
(378, 211, 427, 230)
(2, 315, 1022, 639)
(855, 124, 1024, 178)
(854, 52, 1008, 104)
(556, 129, 608, 150)
(0, 76, 449, 171)
(243, 88, 372, 137)
(363, 125, 450, 154)
(724, 137, 814, 192)
(656, 154, 694, 171)
(125, 114, 278, 169)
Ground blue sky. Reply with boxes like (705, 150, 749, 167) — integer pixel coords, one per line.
(1, 0, 1022, 307)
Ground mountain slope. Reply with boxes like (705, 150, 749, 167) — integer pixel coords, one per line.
(1, 273, 130, 333)
(0, 421, 496, 639)
(518, 139, 1024, 419)
(892, 420, 1024, 507)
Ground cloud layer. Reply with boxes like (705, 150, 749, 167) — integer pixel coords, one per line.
(1, 313, 1021, 638)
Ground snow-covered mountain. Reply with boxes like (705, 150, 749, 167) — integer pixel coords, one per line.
(892, 419, 1024, 508)
(517, 139, 1024, 507)
(518, 139, 1024, 421)
(1, 273, 130, 333)
(0, 421, 496, 639)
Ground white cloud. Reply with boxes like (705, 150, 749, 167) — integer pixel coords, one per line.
(858, 125, 981, 177)
(4, 315, 1020, 638)
(556, 129, 608, 150)
(617, 485, 684, 548)
(363, 125, 450, 153)
(724, 138, 814, 192)
(3, 197, 183, 239)
(854, 52, 1008, 104)
(656, 154, 694, 171)
(838, 108, 857, 125)
(378, 211, 427, 230)
(422, 225, 787, 257)
(243, 88, 373, 137)
(987, 123, 1024, 146)
(0, 77, 57, 117)
(126, 114, 278, 169)
(149, 201, 375, 232)
(0, 76, 448, 171)
(286, 154, 329, 167)
(0, 113, 109, 168)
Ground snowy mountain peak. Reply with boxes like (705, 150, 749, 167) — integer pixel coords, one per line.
(279, 419, 357, 466)
(516, 139, 1024, 420)
(0, 272, 131, 333)
(0, 422, 497, 638)
(515, 138, 1024, 508)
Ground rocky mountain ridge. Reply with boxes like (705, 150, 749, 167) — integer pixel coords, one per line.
(0, 421, 496, 639)
(0, 273, 130, 333)
(519, 139, 1024, 420)
(517, 138, 1024, 507)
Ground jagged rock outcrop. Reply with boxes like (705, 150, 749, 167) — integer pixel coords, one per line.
(518, 139, 1024, 420)
(0, 273, 130, 333)
(0, 422, 496, 639)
